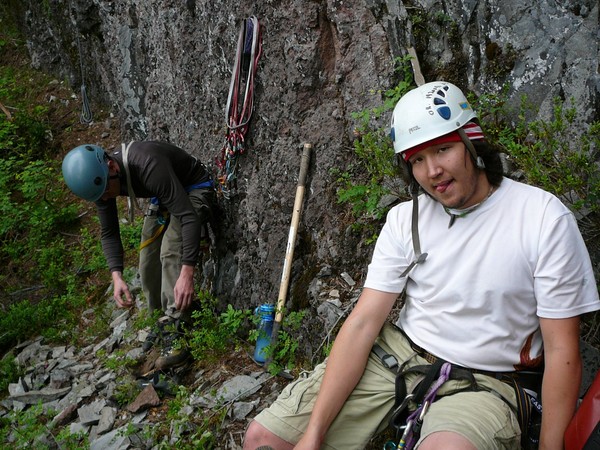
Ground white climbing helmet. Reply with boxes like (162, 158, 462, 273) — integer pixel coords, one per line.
(390, 81, 477, 158)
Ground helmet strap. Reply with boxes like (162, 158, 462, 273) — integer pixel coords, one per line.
(457, 128, 485, 169)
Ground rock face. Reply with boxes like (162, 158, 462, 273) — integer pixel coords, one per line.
(9, 0, 600, 318)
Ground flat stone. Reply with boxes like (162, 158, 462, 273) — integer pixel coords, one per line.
(127, 384, 160, 413)
(70, 363, 94, 375)
(78, 399, 107, 425)
(96, 406, 117, 435)
(216, 375, 262, 403)
(90, 427, 128, 450)
(340, 272, 356, 287)
(9, 387, 71, 405)
(231, 399, 259, 421)
(8, 378, 29, 396)
(51, 403, 78, 427)
(49, 369, 71, 389)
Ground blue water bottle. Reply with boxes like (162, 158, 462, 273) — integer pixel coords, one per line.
(253, 304, 276, 363)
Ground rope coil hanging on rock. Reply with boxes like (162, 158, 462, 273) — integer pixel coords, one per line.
(215, 16, 262, 199)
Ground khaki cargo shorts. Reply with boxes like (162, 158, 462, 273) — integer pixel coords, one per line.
(251, 324, 521, 449)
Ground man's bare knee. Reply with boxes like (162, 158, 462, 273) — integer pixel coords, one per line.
(418, 431, 477, 450)
(243, 420, 294, 450)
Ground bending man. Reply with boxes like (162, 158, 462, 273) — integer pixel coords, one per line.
(62, 140, 216, 370)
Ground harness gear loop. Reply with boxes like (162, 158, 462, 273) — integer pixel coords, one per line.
(216, 16, 263, 199)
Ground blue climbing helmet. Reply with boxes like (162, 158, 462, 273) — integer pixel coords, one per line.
(62, 144, 109, 201)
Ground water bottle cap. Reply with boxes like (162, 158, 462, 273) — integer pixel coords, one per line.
(259, 304, 275, 312)
(256, 303, 276, 320)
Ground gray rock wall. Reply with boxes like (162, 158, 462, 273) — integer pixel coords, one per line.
(14, 0, 599, 320)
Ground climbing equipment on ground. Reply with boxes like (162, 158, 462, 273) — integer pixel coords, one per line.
(215, 16, 263, 199)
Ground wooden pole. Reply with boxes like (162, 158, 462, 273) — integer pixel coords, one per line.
(267, 143, 312, 367)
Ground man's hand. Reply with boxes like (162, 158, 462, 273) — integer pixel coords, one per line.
(174, 265, 195, 310)
(112, 271, 134, 308)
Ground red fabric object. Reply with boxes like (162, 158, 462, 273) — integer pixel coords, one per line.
(565, 369, 600, 450)
(402, 122, 485, 161)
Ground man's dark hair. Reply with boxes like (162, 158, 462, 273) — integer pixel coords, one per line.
(473, 140, 504, 186)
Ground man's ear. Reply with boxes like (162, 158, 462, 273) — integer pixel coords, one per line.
(107, 159, 119, 173)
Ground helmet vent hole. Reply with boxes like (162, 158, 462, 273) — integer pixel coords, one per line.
(94, 176, 102, 186)
(433, 98, 446, 105)
(85, 145, 94, 151)
(437, 106, 452, 120)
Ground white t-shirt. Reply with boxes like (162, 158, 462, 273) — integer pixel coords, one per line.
(365, 178, 600, 372)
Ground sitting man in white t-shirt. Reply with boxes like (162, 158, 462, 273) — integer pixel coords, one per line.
(243, 81, 600, 450)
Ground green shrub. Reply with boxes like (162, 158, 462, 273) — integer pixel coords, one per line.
(0, 352, 22, 393)
(186, 294, 251, 363)
(334, 57, 415, 232)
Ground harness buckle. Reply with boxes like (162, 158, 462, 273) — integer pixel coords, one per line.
(416, 252, 428, 264)
(382, 354, 399, 370)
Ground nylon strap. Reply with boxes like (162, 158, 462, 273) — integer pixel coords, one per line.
(457, 127, 485, 169)
(122, 141, 138, 223)
(399, 189, 428, 278)
(139, 224, 166, 251)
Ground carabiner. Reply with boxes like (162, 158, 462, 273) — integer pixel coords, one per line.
(397, 420, 413, 449)
(391, 393, 415, 421)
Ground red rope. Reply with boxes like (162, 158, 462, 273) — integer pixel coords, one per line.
(216, 16, 262, 197)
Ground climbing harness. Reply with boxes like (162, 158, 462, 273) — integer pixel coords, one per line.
(373, 336, 543, 450)
(139, 180, 215, 251)
(215, 16, 263, 199)
(395, 362, 453, 450)
(380, 348, 477, 450)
